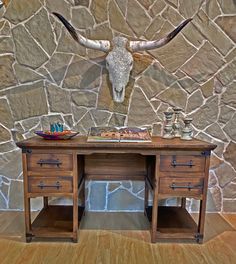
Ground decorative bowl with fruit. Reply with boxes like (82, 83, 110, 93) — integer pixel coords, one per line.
(34, 130, 79, 140)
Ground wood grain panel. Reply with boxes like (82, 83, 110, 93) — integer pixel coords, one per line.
(28, 177, 73, 193)
(85, 153, 146, 179)
(27, 153, 73, 172)
(160, 155, 205, 172)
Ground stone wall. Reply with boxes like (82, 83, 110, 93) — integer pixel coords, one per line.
(0, 0, 235, 212)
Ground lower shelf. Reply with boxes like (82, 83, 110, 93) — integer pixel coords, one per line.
(146, 206, 201, 242)
(27, 205, 84, 241)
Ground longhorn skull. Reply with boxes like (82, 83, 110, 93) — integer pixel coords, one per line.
(53, 13, 192, 103)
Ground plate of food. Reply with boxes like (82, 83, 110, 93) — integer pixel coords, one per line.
(34, 130, 79, 140)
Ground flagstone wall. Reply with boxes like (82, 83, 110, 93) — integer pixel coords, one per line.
(0, 0, 235, 212)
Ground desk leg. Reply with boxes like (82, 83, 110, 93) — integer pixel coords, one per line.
(72, 152, 78, 243)
(43, 197, 49, 209)
(144, 179, 149, 213)
(151, 186, 158, 243)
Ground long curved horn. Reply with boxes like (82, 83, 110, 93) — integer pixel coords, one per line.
(129, 18, 192, 52)
(53, 12, 110, 52)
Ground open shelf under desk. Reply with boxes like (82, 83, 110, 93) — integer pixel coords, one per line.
(28, 205, 85, 241)
(145, 206, 200, 242)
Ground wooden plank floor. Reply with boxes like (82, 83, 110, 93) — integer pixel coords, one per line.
(0, 211, 235, 264)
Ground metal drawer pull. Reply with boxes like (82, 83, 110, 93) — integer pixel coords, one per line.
(169, 182, 203, 191)
(37, 159, 62, 167)
(171, 159, 194, 168)
(37, 181, 62, 189)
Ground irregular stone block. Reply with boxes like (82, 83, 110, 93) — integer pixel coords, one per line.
(186, 89, 204, 113)
(219, 105, 235, 125)
(181, 42, 224, 83)
(222, 82, 236, 108)
(208, 187, 222, 211)
(162, 6, 184, 26)
(72, 7, 95, 29)
(63, 55, 101, 90)
(144, 15, 165, 40)
(108, 182, 121, 192)
(7, 81, 48, 121)
(149, 0, 166, 17)
(72, 91, 97, 108)
(202, 0, 221, 19)
(108, 188, 143, 211)
(0, 141, 16, 153)
(4, 0, 41, 24)
(8, 180, 24, 209)
(0, 55, 17, 90)
(0, 20, 11, 36)
(14, 64, 44, 84)
(126, 0, 151, 37)
(205, 123, 228, 142)
(115, 0, 127, 15)
(215, 162, 236, 188)
(225, 48, 236, 63)
(109, 0, 134, 37)
(223, 199, 236, 213)
(200, 78, 214, 98)
(72, 106, 88, 123)
(0, 150, 22, 179)
(88, 22, 113, 41)
(127, 87, 157, 126)
(193, 10, 233, 56)
(0, 37, 14, 54)
(224, 141, 236, 170)
(132, 53, 153, 78)
(137, 0, 155, 9)
(47, 83, 71, 114)
(217, 59, 236, 86)
(223, 180, 236, 199)
(132, 181, 144, 193)
(150, 34, 196, 73)
(25, 8, 56, 56)
(90, 109, 111, 126)
(21, 117, 40, 131)
(158, 82, 188, 109)
(45, 0, 71, 21)
(45, 53, 72, 85)
(223, 113, 236, 141)
(210, 153, 224, 169)
(89, 182, 107, 210)
(179, 0, 204, 18)
(178, 76, 200, 94)
(0, 125, 11, 142)
(108, 113, 126, 127)
(0, 98, 14, 128)
(12, 25, 48, 69)
(57, 28, 86, 56)
(217, 0, 236, 14)
(191, 96, 218, 130)
(215, 16, 236, 43)
(91, 0, 108, 24)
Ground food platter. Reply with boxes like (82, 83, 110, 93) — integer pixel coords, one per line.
(34, 130, 79, 140)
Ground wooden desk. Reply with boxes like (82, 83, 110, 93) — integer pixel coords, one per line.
(17, 136, 216, 243)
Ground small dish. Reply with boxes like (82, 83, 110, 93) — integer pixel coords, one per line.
(34, 130, 79, 140)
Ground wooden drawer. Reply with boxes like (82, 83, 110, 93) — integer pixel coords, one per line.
(159, 177, 204, 196)
(160, 155, 205, 173)
(27, 153, 73, 172)
(28, 176, 73, 193)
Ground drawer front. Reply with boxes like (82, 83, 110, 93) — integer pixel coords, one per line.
(159, 177, 204, 196)
(28, 176, 73, 193)
(160, 155, 205, 173)
(27, 153, 73, 171)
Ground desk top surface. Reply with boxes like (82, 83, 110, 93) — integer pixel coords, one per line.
(16, 136, 217, 151)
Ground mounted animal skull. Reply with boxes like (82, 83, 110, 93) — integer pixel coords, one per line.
(53, 13, 192, 103)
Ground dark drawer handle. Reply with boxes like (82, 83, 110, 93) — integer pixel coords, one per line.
(37, 181, 62, 190)
(171, 159, 194, 168)
(37, 159, 62, 167)
(169, 182, 203, 191)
